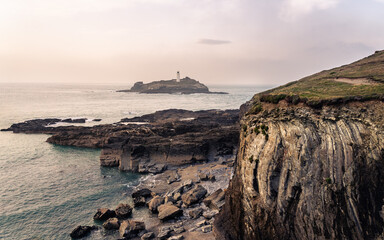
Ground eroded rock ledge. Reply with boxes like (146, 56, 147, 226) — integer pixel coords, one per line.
(215, 100, 384, 240)
(2, 109, 239, 173)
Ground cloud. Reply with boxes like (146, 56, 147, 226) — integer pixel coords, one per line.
(280, 0, 341, 20)
(198, 39, 231, 45)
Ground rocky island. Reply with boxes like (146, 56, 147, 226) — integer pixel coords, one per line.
(117, 76, 228, 94)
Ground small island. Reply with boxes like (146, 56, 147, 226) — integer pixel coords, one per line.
(117, 72, 228, 94)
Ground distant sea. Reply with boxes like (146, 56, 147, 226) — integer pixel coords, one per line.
(0, 83, 271, 240)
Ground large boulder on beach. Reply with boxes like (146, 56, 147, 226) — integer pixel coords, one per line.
(181, 185, 207, 206)
(133, 196, 146, 207)
(119, 220, 146, 238)
(132, 188, 152, 199)
(188, 207, 203, 219)
(158, 204, 183, 221)
(93, 208, 116, 221)
(148, 196, 164, 213)
(70, 225, 98, 239)
(102, 217, 120, 230)
(115, 203, 133, 218)
(203, 188, 225, 210)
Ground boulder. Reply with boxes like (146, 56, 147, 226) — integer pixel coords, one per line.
(133, 196, 146, 207)
(188, 208, 203, 219)
(103, 218, 120, 230)
(93, 208, 116, 221)
(141, 231, 155, 240)
(132, 188, 152, 199)
(148, 164, 166, 174)
(115, 203, 133, 219)
(148, 196, 164, 213)
(119, 220, 146, 238)
(158, 204, 183, 221)
(157, 226, 172, 240)
(203, 189, 225, 210)
(181, 185, 207, 206)
(70, 225, 98, 239)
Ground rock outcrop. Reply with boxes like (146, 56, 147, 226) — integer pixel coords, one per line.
(215, 51, 384, 240)
(2, 109, 239, 173)
(117, 77, 227, 94)
(70, 225, 98, 239)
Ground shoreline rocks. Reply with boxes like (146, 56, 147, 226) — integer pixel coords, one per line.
(70, 225, 98, 239)
(93, 208, 116, 221)
(2, 109, 240, 175)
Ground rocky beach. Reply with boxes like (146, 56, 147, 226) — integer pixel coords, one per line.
(2, 108, 239, 239)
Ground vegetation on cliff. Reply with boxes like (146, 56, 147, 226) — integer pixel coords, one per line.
(248, 50, 384, 110)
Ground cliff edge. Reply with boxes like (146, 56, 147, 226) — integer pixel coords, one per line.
(215, 50, 384, 240)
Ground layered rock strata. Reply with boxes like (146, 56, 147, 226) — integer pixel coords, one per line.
(215, 100, 384, 240)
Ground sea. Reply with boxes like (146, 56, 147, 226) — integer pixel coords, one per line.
(0, 82, 271, 240)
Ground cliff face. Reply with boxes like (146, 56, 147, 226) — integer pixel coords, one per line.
(216, 101, 384, 240)
(215, 51, 384, 240)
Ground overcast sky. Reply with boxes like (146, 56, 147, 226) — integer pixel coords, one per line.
(1, 0, 384, 86)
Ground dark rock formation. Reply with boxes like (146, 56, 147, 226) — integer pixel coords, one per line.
(119, 220, 146, 238)
(203, 189, 225, 211)
(148, 196, 164, 213)
(117, 77, 228, 94)
(133, 196, 146, 207)
(215, 101, 384, 240)
(0, 118, 88, 133)
(70, 225, 98, 239)
(2, 109, 239, 173)
(157, 204, 183, 220)
(103, 218, 120, 230)
(188, 207, 203, 219)
(181, 185, 207, 206)
(132, 188, 153, 199)
(93, 208, 116, 221)
(115, 203, 133, 219)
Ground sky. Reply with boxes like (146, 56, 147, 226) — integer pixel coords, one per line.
(1, 0, 384, 86)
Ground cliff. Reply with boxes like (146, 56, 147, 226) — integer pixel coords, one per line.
(215, 51, 384, 240)
(117, 77, 228, 94)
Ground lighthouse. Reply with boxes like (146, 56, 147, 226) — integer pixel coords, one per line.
(176, 71, 180, 82)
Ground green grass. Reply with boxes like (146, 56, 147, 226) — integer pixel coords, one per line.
(249, 50, 384, 108)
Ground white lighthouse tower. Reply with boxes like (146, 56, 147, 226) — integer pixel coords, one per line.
(176, 71, 180, 82)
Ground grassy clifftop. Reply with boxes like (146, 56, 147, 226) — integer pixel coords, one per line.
(253, 50, 384, 107)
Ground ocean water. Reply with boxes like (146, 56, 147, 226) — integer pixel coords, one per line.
(0, 83, 271, 240)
